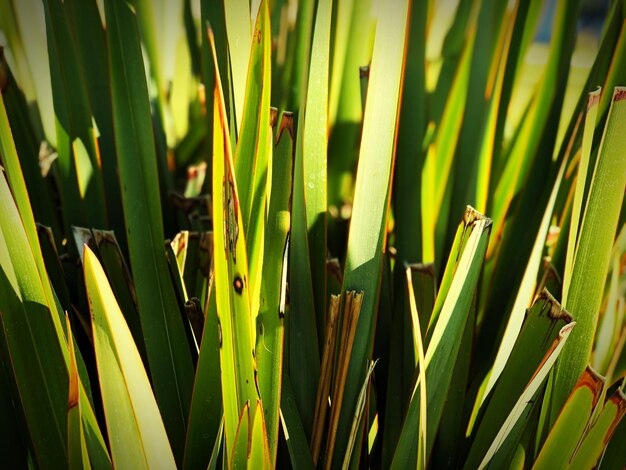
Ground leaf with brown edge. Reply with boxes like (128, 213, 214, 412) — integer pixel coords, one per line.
(208, 27, 260, 466)
(84, 245, 176, 469)
(533, 366, 605, 470)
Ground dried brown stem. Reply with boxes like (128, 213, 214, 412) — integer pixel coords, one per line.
(311, 295, 341, 464)
(324, 291, 364, 470)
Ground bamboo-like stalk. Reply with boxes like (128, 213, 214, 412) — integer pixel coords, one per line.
(324, 291, 364, 470)
(311, 294, 341, 464)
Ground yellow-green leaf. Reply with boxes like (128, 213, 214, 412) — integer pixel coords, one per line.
(84, 246, 176, 469)
(209, 28, 259, 463)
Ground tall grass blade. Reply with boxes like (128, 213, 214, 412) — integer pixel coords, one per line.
(283, 0, 314, 110)
(342, 359, 377, 469)
(476, 0, 583, 385)
(405, 265, 427, 470)
(393, 0, 427, 268)
(392, 210, 491, 468)
(0, 91, 61, 318)
(233, 0, 271, 227)
(209, 27, 260, 462)
(288, 106, 320, 437)
(104, 0, 195, 459)
(594, 228, 626, 375)
(326, 0, 375, 205)
(223, 0, 251, 131)
(9, 0, 56, 144)
(302, 0, 331, 342)
(421, 18, 473, 264)
(562, 88, 601, 303)
(64, 0, 124, 245)
(183, 285, 222, 470)
(84, 246, 176, 469)
(0, 143, 69, 467)
(387, 5, 429, 434)
(551, 87, 626, 420)
(233, 0, 272, 331)
(43, 0, 107, 231)
(92, 230, 146, 362)
(491, 0, 581, 233)
(256, 112, 293, 463)
(330, 1, 410, 464)
(472, 0, 533, 214)
(478, 148, 569, 407)
(445, 0, 508, 224)
(1, 94, 111, 468)
(0, 52, 61, 237)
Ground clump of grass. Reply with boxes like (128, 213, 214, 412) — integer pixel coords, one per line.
(0, 0, 624, 468)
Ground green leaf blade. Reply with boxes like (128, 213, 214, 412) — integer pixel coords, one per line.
(551, 87, 626, 420)
(332, 2, 410, 464)
(84, 246, 177, 470)
(183, 290, 222, 470)
(256, 113, 294, 463)
(0, 169, 68, 468)
(393, 210, 491, 468)
(104, 0, 195, 461)
(465, 292, 575, 469)
(302, 0, 331, 340)
(209, 30, 259, 463)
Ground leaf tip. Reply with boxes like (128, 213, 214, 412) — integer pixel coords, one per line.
(537, 288, 573, 324)
(463, 205, 491, 228)
(276, 111, 294, 144)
